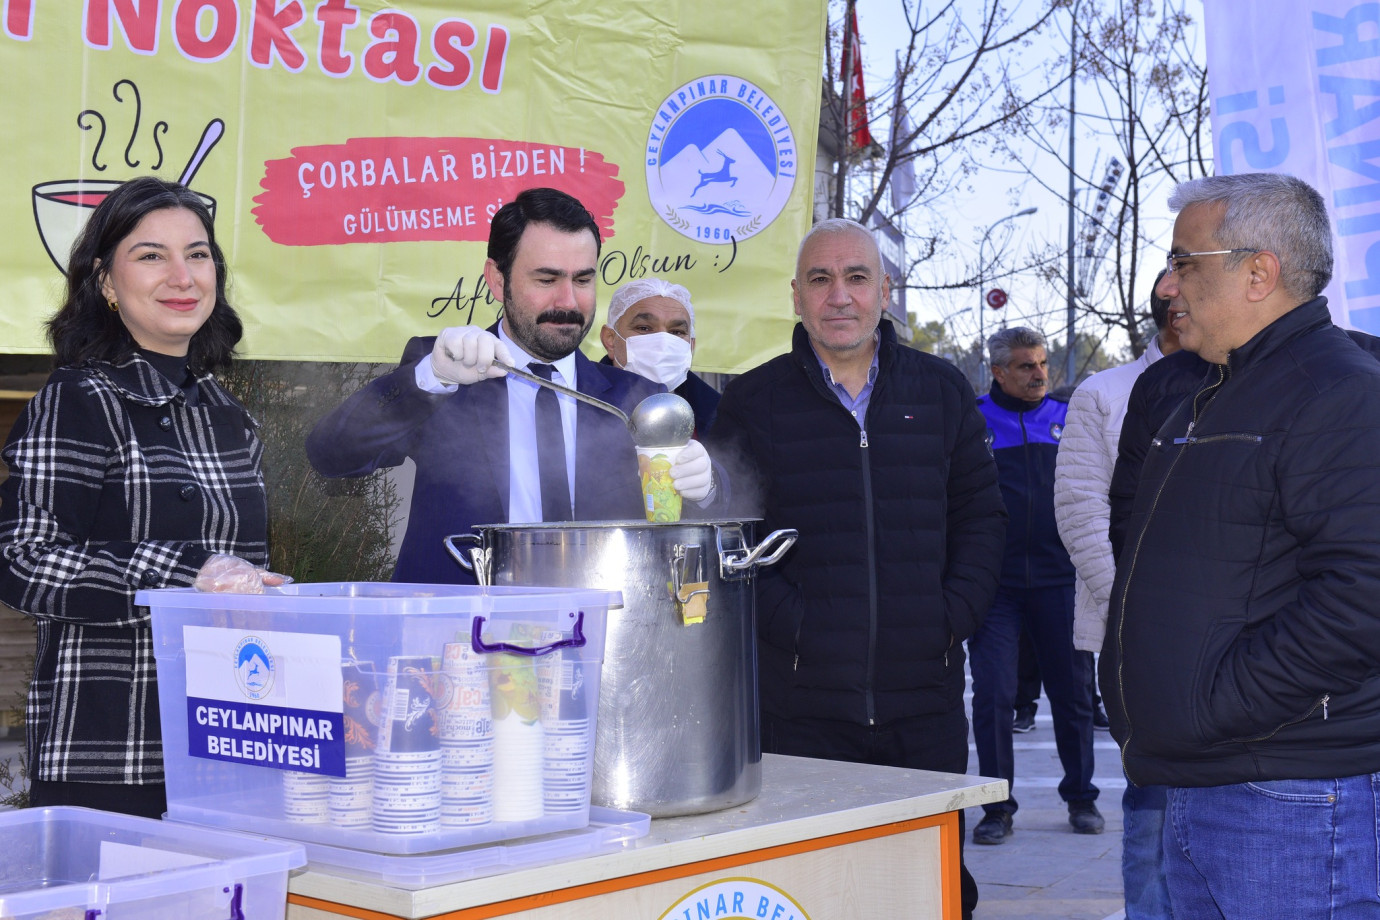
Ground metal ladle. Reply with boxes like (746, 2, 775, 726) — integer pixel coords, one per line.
(495, 361, 694, 447)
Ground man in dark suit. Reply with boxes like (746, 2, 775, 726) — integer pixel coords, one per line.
(307, 187, 718, 584)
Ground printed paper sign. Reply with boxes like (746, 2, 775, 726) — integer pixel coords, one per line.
(183, 625, 345, 775)
(658, 878, 812, 920)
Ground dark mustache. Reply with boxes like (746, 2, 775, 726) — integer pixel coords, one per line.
(537, 310, 586, 325)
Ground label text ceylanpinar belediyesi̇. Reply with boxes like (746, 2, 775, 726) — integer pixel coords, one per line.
(195, 705, 335, 769)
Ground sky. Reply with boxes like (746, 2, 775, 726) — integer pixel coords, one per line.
(847, 0, 1208, 363)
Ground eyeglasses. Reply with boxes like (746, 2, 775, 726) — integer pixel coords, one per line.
(1165, 249, 1260, 275)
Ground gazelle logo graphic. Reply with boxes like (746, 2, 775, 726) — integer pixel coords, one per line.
(645, 75, 797, 244)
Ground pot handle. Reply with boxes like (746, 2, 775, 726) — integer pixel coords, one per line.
(443, 534, 491, 585)
(470, 611, 586, 657)
(720, 527, 798, 577)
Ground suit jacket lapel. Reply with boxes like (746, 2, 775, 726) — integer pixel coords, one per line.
(472, 377, 512, 520)
(572, 354, 631, 515)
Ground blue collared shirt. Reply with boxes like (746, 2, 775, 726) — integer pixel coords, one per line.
(811, 331, 880, 432)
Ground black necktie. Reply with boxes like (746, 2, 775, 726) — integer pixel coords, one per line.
(528, 363, 572, 521)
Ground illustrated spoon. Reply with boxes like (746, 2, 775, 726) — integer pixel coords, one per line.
(178, 118, 225, 187)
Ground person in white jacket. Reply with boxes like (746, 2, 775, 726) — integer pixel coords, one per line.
(1055, 280, 1177, 653)
(1053, 272, 1177, 920)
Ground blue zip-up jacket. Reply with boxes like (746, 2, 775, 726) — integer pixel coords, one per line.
(977, 384, 1075, 589)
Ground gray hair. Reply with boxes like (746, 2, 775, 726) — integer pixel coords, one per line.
(1167, 173, 1332, 300)
(796, 217, 882, 276)
(988, 326, 1047, 368)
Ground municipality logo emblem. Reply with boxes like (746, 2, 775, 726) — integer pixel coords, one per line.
(233, 636, 276, 701)
(645, 75, 796, 244)
(657, 878, 812, 920)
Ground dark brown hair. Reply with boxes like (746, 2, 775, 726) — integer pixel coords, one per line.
(486, 187, 601, 292)
(46, 176, 242, 372)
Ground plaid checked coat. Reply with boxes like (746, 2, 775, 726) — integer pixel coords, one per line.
(0, 354, 268, 786)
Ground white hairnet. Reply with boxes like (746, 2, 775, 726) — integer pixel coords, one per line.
(606, 278, 695, 336)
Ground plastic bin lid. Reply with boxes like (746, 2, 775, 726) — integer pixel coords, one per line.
(285, 807, 650, 888)
(0, 806, 305, 917)
(136, 581, 623, 616)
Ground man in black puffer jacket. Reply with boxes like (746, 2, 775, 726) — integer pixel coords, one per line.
(711, 218, 1006, 920)
(1103, 172, 1380, 917)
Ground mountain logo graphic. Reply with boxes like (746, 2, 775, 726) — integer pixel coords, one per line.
(233, 636, 277, 701)
(645, 75, 796, 244)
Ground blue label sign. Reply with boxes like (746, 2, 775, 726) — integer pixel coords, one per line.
(188, 696, 346, 776)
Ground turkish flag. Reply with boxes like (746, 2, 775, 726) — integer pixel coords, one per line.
(846, 8, 874, 151)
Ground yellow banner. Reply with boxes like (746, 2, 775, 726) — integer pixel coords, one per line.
(1, 1, 825, 373)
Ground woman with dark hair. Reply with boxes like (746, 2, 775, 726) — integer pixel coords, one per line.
(0, 176, 282, 818)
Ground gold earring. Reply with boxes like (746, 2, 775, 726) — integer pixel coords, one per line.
(107, 299, 119, 313)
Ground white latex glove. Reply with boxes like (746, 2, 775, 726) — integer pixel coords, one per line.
(430, 326, 514, 386)
(669, 439, 714, 503)
(194, 554, 289, 594)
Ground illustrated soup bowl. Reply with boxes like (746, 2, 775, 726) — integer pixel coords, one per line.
(32, 179, 217, 275)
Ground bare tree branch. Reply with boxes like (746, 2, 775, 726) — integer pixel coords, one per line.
(996, 0, 1210, 361)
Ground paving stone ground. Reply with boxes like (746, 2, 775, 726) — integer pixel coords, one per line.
(962, 663, 1127, 920)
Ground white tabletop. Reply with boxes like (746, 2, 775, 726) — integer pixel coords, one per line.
(288, 753, 1007, 917)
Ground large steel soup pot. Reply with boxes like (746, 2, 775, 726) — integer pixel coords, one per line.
(446, 520, 795, 817)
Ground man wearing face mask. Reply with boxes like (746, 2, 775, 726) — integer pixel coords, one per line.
(599, 278, 720, 437)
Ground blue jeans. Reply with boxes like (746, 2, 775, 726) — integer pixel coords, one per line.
(968, 584, 1097, 814)
(1165, 775, 1380, 919)
(1123, 781, 1171, 919)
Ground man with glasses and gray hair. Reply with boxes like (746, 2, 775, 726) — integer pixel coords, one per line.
(1103, 172, 1380, 916)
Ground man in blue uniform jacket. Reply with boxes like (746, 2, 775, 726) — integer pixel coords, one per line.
(307, 188, 723, 584)
(970, 326, 1102, 844)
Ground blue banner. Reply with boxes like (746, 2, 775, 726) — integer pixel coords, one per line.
(1204, 0, 1380, 330)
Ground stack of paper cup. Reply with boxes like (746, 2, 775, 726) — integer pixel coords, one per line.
(372, 656, 442, 834)
(330, 658, 376, 828)
(489, 634, 545, 822)
(538, 628, 590, 814)
(328, 757, 374, 828)
(492, 717, 545, 821)
(282, 770, 329, 824)
(437, 639, 495, 827)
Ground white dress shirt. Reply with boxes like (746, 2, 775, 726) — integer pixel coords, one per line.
(498, 327, 577, 522)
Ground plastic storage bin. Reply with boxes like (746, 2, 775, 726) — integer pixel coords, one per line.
(0, 805, 304, 920)
(140, 582, 617, 855)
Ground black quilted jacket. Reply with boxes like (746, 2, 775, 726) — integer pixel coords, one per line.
(711, 322, 1006, 727)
